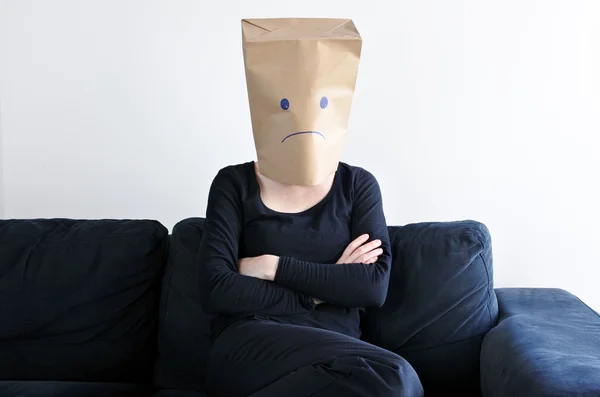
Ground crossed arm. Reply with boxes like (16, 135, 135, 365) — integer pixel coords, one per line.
(198, 167, 392, 317)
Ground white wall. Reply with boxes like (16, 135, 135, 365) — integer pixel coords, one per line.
(0, 0, 599, 310)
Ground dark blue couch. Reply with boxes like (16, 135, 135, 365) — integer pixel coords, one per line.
(1, 218, 598, 396)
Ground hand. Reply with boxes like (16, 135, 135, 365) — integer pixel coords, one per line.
(337, 234, 382, 265)
(238, 254, 279, 281)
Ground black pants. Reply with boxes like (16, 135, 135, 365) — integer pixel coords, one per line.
(206, 319, 424, 397)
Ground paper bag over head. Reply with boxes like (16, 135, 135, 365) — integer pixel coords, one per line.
(242, 18, 362, 186)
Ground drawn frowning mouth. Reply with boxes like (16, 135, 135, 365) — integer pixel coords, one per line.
(281, 131, 326, 143)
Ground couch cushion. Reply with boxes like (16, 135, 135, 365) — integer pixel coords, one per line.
(0, 219, 168, 383)
(0, 381, 152, 397)
(481, 288, 600, 397)
(361, 221, 498, 396)
(154, 218, 211, 392)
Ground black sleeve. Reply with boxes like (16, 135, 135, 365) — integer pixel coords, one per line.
(274, 168, 392, 308)
(198, 167, 315, 316)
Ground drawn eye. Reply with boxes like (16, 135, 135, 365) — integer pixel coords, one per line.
(320, 96, 328, 109)
(280, 98, 290, 110)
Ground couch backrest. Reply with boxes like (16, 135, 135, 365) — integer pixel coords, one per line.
(154, 218, 498, 396)
(0, 219, 168, 383)
(154, 218, 211, 392)
(361, 221, 498, 396)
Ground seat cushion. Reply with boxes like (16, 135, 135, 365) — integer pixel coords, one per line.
(481, 288, 600, 397)
(361, 220, 498, 396)
(0, 219, 168, 383)
(0, 381, 152, 397)
(154, 218, 212, 392)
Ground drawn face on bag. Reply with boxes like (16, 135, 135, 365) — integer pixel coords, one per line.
(242, 18, 362, 186)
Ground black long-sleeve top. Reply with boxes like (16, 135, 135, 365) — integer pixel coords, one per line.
(198, 161, 392, 340)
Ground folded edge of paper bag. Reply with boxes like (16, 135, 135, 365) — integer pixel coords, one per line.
(242, 18, 361, 43)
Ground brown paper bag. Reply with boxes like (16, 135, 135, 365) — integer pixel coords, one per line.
(242, 18, 362, 186)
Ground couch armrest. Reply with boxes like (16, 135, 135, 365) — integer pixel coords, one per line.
(481, 288, 600, 397)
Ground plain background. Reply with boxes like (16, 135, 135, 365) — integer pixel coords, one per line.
(1, 0, 599, 310)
